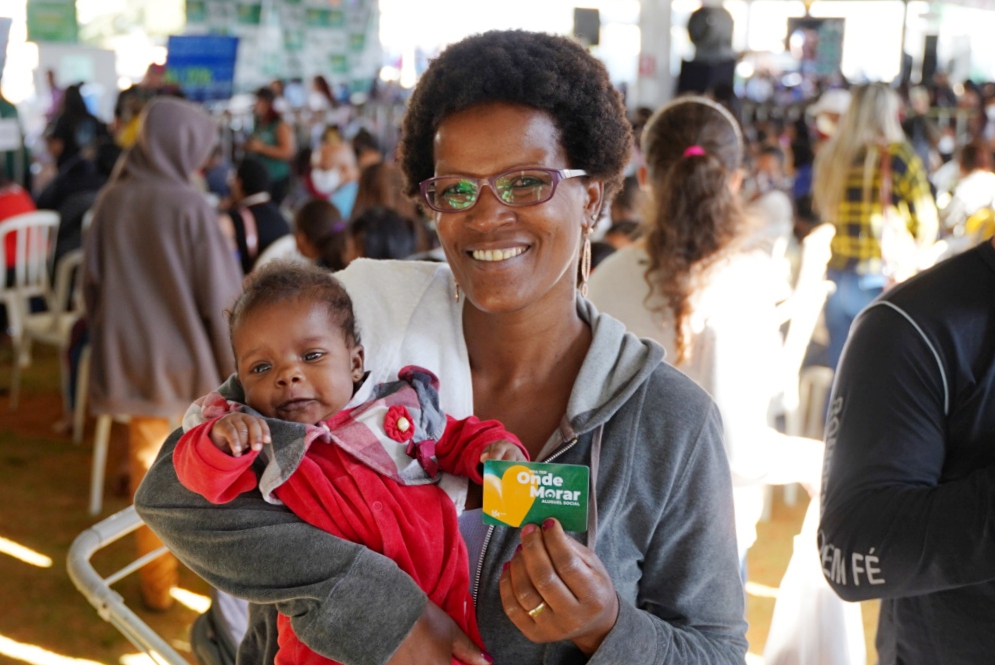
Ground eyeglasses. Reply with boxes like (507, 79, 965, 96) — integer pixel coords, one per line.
(419, 167, 587, 213)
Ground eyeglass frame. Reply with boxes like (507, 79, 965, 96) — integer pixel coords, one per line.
(418, 167, 589, 213)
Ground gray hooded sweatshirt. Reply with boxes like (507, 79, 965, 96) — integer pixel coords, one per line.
(135, 261, 748, 664)
(83, 96, 242, 417)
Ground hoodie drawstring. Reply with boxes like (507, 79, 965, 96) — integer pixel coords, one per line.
(586, 424, 603, 550)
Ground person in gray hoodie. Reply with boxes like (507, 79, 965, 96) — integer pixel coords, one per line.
(136, 31, 748, 664)
(85, 96, 242, 611)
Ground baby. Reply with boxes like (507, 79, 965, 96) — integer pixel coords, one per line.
(174, 261, 527, 665)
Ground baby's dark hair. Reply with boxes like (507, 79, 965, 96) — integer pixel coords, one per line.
(228, 260, 360, 353)
(399, 30, 631, 203)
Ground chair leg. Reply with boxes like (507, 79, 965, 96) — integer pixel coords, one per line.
(784, 483, 799, 506)
(72, 346, 91, 445)
(90, 415, 112, 516)
(761, 484, 774, 522)
(19, 334, 33, 368)
(8, 340, 21, 411)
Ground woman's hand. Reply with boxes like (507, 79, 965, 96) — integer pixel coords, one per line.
(386, 601, 492, 665)
(499, 519, 619, 656)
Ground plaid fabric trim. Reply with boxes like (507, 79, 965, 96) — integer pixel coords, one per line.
(323, 366, 447, 485)
(828, 141, 935, 273)
(183, 366, 450, 504)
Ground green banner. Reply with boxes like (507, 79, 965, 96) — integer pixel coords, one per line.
(306, 7, 346, 28)
(186, 0, 207, 24)
(237, 2, 262, 25)
(284, 29, 304, 52)
(329, 54, 349, 74)
(27, 0, 78, 43)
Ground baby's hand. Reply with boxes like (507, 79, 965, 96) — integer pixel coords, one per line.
(480, 440, 527, 465)
(209, 413, 271, 457)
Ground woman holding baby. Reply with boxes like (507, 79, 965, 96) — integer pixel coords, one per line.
(137, 31, 747, 664)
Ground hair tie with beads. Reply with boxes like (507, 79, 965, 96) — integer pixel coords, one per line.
(683, 145, 706, 158)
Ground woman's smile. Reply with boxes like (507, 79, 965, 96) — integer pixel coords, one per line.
(469, 246, 530, 262)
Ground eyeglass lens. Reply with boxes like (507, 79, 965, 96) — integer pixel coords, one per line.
(427, 169, 557, 211)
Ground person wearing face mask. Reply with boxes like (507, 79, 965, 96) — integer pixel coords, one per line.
(310, 127, 361, 218)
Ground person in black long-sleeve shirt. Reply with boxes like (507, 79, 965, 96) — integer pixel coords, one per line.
(223, 158, 290, 274)
(819, 237, 995, 664)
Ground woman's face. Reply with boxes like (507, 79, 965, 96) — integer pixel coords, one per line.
(432, 102, 603, 315)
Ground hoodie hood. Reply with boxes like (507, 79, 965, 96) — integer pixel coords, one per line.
(113, 96, 217, 186)
(559, 297, 665, 440)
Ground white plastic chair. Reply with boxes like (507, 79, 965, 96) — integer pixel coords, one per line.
(87, 413, 178, 516)
(67, 506, 187, 665)
(0, 210, 60, 409)
(88, 413, 130, 516)
(765, 223, 836, 517)
(773, 223, 836, 440)
(22, 248, 86, 422)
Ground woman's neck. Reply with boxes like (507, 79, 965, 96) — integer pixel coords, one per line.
(463, 284, 592, 458)
(462, 285, 587, 385)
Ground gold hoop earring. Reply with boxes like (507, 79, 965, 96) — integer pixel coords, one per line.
(579, 228, 592, 298)
(454, 282, 461, 302)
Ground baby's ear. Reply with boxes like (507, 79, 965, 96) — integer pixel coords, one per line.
(351, 344, 365, 381)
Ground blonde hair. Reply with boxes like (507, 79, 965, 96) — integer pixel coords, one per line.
(813, 83, 906, 220)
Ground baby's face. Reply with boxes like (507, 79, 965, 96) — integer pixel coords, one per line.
(233, 300, 363, 424)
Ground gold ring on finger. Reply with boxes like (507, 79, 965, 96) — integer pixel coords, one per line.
(527, 601, 547, 618)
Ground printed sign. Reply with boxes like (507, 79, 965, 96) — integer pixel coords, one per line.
(237, 2, 263, 25)
(27, 0, 78, 43)
(305, 7, 345, 28)
(165, 35, 240, 102)
(186, 0, 208, 24)
(184, 0, 380, 97)
(483, 460, 589, 532)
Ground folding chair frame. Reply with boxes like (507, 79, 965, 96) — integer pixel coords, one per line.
(67, 506, 188, 665)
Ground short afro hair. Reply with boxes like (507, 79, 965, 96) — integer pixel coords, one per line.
(400, 30, 631, 203)
(228, 260, 360, 355)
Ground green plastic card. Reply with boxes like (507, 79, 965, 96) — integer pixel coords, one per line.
(482, 460, 589, 532)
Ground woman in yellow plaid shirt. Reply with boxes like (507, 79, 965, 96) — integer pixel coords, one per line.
(813, 83, 938, 369)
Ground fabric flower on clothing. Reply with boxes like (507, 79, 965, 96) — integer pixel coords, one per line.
(384, 405, 415, 443)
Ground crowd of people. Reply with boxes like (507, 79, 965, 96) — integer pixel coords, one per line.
(2, 26, 994, 665)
